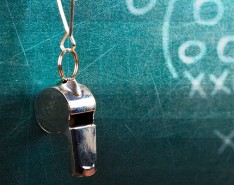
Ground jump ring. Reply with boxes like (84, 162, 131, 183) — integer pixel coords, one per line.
(58, 48, 79, 81)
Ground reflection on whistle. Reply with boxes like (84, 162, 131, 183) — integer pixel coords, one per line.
(34, 79, 97, 177)
(69, 113, 96, 177)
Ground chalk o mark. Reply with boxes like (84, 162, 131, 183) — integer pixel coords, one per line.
(126, 0, 157, 15)
(178, 40, 206, 65)
(217, 36, 234, 63)
(194, 0, 224, 26)
(163, 0, 178, 78)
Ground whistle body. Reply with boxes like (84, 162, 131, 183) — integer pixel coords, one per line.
(34, 80, 96, 177)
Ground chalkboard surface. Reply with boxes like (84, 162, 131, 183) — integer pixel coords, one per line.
(1, 0, 234, 184)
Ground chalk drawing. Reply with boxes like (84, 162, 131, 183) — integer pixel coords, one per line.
(184, 71, 206, 98)
(163, 0, 178, 78)
(214, 130, 234, 154)
(194, 0, 224, 26)
(178, 40, 206, 65)
(126, 0, 157, 15)
(163, 0, 234, 97)
(209, 70, 231, 95)
(217, 36, 234, 63)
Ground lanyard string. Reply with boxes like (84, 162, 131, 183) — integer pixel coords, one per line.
(57, 0, 79, 81)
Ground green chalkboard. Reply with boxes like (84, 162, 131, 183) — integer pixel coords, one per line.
(1, 0, 234, 184)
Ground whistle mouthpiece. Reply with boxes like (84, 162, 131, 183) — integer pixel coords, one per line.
(69, 124, 96, 177)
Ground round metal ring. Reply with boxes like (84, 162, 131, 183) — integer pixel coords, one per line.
(58, 48, 79, 81)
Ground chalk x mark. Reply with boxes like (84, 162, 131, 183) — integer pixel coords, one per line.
(214, 130, 234, 154)
(125, 124, 136, 137)
(210, 70, 231, 95)
(184, 71, 206, 98)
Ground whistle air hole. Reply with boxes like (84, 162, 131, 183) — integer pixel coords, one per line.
(69, 112, 94, 127)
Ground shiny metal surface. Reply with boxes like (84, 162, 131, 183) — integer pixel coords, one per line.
(56, 79, 96, 114)
(34, 88, 69, 133)
(69, 125, 96, 176)
(58, 49, 79, 81)
(34, 79, 96, 176)
(59, 78, 82, 97)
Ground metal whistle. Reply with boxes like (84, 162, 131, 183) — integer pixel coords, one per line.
(34, 79, 96, 177)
